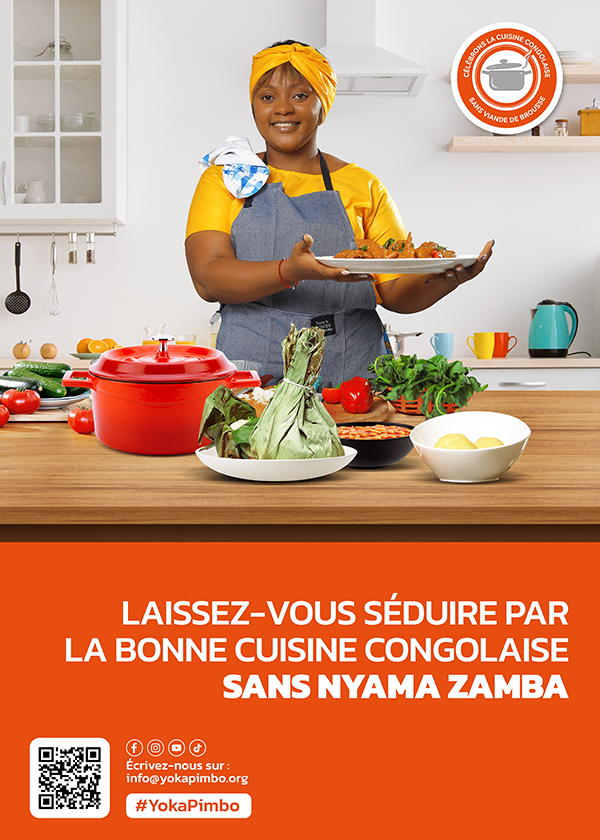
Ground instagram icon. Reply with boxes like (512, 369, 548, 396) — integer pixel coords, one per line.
(146, 740, 164, 756)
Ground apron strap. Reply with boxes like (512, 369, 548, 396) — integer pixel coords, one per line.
(244, 150, 333, 208)
(318, 150, 334, 191)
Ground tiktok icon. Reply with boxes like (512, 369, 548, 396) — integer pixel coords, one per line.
(188, 739, 207, 757)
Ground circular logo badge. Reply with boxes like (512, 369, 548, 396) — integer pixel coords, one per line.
(451, 22, 563, 134)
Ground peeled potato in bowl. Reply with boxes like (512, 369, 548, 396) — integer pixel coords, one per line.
(410, 411, 531, 483)
(475, 437, 504, 449)
(435, 433, 477, 450)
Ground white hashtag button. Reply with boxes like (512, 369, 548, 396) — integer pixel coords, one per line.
(126, 794, 251, 819)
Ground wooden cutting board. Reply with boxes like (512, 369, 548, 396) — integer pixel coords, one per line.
(7, 396, 92, 422)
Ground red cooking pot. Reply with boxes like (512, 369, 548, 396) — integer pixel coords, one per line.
(62, 337, 261, 455)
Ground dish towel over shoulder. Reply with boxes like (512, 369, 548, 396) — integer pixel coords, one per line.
(199, 136, 269, 199)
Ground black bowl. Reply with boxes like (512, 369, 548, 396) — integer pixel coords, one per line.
(337, 422, 414, 469)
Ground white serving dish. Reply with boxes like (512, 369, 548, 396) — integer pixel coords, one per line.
(316, 255, 478, 274)
(409, 411, 531, 483)
(195, 445, 357, 482)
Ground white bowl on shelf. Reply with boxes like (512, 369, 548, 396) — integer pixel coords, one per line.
(409, 411, 531, 483)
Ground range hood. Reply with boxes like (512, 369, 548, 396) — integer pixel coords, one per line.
(320, 0, 429, 95)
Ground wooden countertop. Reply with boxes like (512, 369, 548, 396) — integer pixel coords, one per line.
(1, 391, 599, 541)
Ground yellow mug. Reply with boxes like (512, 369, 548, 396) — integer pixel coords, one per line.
(467, 332, 495, 359)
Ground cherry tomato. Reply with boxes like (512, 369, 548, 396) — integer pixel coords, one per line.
(322, 387, 341, 404)
(67, 407, 95, 434)
(1, 388, 41, 414)
(431, 249, 443, 258)
(0, 405, 10, 426)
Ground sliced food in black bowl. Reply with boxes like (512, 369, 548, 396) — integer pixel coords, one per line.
(336, 422, 414, 468)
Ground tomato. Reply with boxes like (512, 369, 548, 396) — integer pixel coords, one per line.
(322, 387, 341, 404)
(431, 249, 443, 258)
(0, 405, 10, 426)
(67, 407, 95, 434)
(1, 388, 41, 414)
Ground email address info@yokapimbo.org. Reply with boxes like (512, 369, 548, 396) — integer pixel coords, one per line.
(126, 765, 249, 786)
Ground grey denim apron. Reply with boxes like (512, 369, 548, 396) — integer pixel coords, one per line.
(217, 151, 387, 384)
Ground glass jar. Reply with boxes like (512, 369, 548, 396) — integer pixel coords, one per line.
(36, 36, 74, 61)
(554, 119, 569, 136)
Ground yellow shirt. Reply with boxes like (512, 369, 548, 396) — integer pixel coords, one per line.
(185, 162, 407, 296)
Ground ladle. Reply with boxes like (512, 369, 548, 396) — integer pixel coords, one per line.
(5, 236, 31, 314)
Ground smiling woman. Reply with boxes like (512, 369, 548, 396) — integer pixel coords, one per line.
(185, 40, 493, 384)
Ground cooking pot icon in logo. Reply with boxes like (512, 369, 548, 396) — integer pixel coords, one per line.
(482, 50, 532, 91)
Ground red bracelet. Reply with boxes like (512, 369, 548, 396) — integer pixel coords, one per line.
(278, 258, 299, 290)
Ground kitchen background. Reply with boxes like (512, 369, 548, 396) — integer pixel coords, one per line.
(1, 0, 599, 361)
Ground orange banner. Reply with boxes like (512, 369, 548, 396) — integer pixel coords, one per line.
(2, 542, 597, 837)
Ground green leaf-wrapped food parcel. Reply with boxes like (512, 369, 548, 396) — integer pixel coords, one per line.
(248, 325, 345, 460)
(198, 386, 259, 458)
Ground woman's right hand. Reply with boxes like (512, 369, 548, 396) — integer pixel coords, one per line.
(284, 234, 372, 285)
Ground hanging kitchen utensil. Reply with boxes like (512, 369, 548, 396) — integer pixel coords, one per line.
(43, 235, 63, 316)
(5, 236, 31, 314)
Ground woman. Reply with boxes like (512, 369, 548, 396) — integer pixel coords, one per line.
(186, 40, 493, 383)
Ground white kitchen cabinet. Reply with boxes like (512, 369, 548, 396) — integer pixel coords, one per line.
(460, 358, 600, 390)
(0, 0, 126, 227)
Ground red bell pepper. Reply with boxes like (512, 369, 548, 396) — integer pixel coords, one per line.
(322, 387, 341, 404)
(338, 377, 374, 414)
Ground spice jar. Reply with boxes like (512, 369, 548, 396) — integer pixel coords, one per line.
(68, 232, 77, 264)
(577, 99, 600, 136)
(554, 119, 569, 136)
(86, 232, 96, 264)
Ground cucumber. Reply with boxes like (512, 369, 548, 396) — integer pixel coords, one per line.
(65, 386, 88, 396)
(12, 360, 72, 378)
(3, 369, 67, 398)
(0, 374, 43, 394)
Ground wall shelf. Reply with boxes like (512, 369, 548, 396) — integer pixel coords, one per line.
(448, 135, 600, 152)
(448, 63, 600, 152)
(562, 63, 600, 83)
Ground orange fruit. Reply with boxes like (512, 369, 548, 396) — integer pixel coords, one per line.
(88, 339, 109, 353)
(102, 338, 118, 349)
(77, 338, 91, 353)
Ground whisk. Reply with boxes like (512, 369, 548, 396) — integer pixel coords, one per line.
(44, 235, 63, 316)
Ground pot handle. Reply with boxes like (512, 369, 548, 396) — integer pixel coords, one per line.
(62, 371, 95, 390)
(223, 369, 261, 390)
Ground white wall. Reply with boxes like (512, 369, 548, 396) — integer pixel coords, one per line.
(1, 0, 598, 362)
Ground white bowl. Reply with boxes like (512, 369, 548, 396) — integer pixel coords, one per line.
(409, 411, 530, 483)
(196, 445, 357, 482)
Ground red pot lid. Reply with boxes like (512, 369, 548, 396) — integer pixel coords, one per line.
(88, 339, 237, 383)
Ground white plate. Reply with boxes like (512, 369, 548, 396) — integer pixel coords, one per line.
(196, 445, 357, 482)
(70, 352, 101, 361)
(39, 392, 91, 409)
(316, 255, 479, 274)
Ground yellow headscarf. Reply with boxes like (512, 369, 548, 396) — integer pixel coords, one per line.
(249, 43, 337, 120)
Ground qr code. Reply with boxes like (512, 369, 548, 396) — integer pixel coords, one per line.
(30, 738, 110, 819)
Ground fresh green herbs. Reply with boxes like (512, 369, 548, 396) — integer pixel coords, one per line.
(368, 354, 487, 418)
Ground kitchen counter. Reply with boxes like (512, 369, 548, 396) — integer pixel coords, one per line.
(458, 357, 600, 368)
(1, 390, 599, 542)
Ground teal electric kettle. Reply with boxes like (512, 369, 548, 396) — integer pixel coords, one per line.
(528, 299, 578, 357)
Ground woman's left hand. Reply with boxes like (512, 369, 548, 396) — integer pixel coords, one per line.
(425, 239, 494, 287)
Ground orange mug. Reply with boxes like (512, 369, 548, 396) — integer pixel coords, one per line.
(493, 332, 518, 357)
